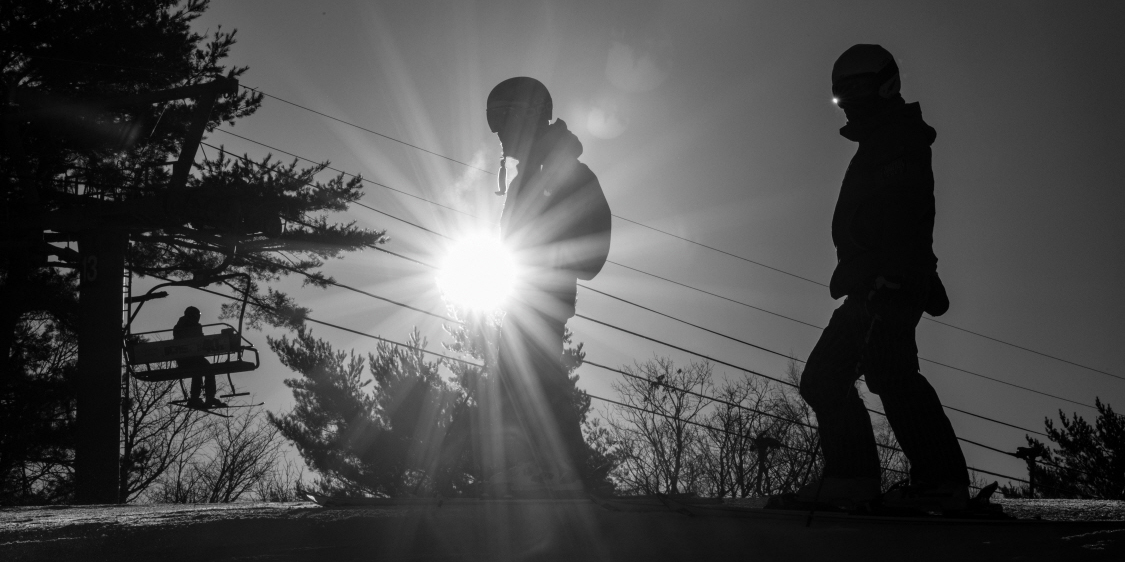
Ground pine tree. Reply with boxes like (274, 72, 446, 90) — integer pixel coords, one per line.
(1, 0, 384, 502)
(269, 313, 617, 497)
(1019, 399, 1125, 499)
(268, 328, 463, 497)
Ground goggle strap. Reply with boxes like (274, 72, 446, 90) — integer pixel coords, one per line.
(495, 155, 506, 195)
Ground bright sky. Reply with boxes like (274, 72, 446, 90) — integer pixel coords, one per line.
(131, 0, 1125, 487)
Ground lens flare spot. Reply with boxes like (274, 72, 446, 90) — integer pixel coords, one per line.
(436, 234, 517, 311)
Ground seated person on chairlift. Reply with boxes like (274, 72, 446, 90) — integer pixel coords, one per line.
(173, 306, 226, 409)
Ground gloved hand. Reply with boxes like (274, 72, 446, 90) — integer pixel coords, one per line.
(866, 274, 903, 310)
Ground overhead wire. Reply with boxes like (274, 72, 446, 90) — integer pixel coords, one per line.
(351, 223, 1058, 447)
(145, 273, 483, 370)
(31, 53, 1122, 383)
(152, 269, 1044, 488)
(209, 131, 1101, 414)
(236, 231, 1049, 475)
(163, 188, 1041, 490)
(31, 54, 1097, 491)
(588, 392, 1041, 489)
(236, 87, 1123, 385)
(238, 87, 494, 175)
(202, 140, 1075, 441)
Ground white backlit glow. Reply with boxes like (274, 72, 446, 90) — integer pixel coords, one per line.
(436, 233, 517, 311)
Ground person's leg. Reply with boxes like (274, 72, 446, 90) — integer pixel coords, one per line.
(863, 303, 968, 486)
(799, 297, 882, 481)
(205, 374, 216, 400)
(493, 297, 584, 490)
(190, 375, 202, 400)
(495, 314, 537, 470)
(533, 315, 585, 481)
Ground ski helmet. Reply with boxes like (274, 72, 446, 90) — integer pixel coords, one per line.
(184, 306, 200, 318)
(486, 77, 552, 196)
(486, 77, 552, 133)
(831, 44, 900, 103)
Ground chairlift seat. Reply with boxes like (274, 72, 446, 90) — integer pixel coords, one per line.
(129, 332, 240, 364)
(131, 360, 259, 382)
(126, 325, 259, 382)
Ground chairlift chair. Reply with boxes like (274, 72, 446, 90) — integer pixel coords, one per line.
(123, 272, 259, 399)
(125, 321, 259, 382)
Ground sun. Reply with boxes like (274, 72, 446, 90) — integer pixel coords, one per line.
(436, 233, 518, 311)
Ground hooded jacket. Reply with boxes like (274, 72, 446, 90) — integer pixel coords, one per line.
(501, 119, 612, 287)
(830, 101, 945, 312)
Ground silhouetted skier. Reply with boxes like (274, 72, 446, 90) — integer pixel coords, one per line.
(484, 77, 611, 496)
(794, 45, 968, 511)
(173, 306, 225, 409)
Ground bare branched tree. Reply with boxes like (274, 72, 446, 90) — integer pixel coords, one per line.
(697, 376, 788, 498)
(603, 357, 919, 499)
(252, 455, 306, 502)
(119, 374, 211, 503)
(607, 357, 711, 495)
(149, 405, 283, 503)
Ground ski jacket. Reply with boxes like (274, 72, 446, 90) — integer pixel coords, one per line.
(830, 101, 947, 314)
(501, 119, 612, 285)
(172, 316, 203, 340)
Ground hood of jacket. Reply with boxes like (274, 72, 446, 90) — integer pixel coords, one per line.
(839, 100, 936, 147)
(526, 118, 583, 170)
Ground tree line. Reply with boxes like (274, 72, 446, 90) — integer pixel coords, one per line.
(3, 0, 1121, 505)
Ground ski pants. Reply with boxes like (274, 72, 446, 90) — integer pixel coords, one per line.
(177, 357, 215, 399)
(493, 291, 586, 480)
(799, 290, 968, 485)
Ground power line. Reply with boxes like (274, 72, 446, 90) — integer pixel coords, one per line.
(33, 54, 1123, 383)
(206, 134, 1089, 439)
(167, 271, 1044, 489)
(146, 274, 483, 370)
(575, 314, 798, 390)
(161, 234, 1039, 484)
(941, 405, 1047, 438)
(289, 228, 1052, 459)
(590, 392, 1035, 488)
(583, 359, 815, 430)
(578, 279, 1094, 414)
(211, 130, 476, 219)
(239, 253, 461, 326)
(169, 276, 1071, 493)
(245, 92, 1122, 384)
(176, 245, 1045, 479)
(596, 261, 1098, 412)
(214, 124, 1120, 386)
(237, 87, 493, 174)
(370, 244, 1056, 441)
(610, 215, 828, 288)
(923, 316, 1125, 383)
(600, 261, 823, 330)
(586, 393, 820, 459)
(579, 285, 801, 363)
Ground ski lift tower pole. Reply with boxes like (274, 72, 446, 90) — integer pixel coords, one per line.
(72, 76, 238, 504)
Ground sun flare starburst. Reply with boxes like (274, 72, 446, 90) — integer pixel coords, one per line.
(436, 233, 518, 311)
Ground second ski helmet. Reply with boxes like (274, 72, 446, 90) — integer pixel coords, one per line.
(486, 77, 552, 133)
(831, 44, 900, 102)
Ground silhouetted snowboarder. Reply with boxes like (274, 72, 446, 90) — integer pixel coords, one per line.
(793, 44, 968, 512)
(484, 77, 611, 496)
(173, 306, 225, 409)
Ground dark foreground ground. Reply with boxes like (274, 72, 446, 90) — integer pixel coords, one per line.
(2, 498, 1124, 561)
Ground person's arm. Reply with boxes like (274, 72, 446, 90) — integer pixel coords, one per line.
(875, 147, 935, 281)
